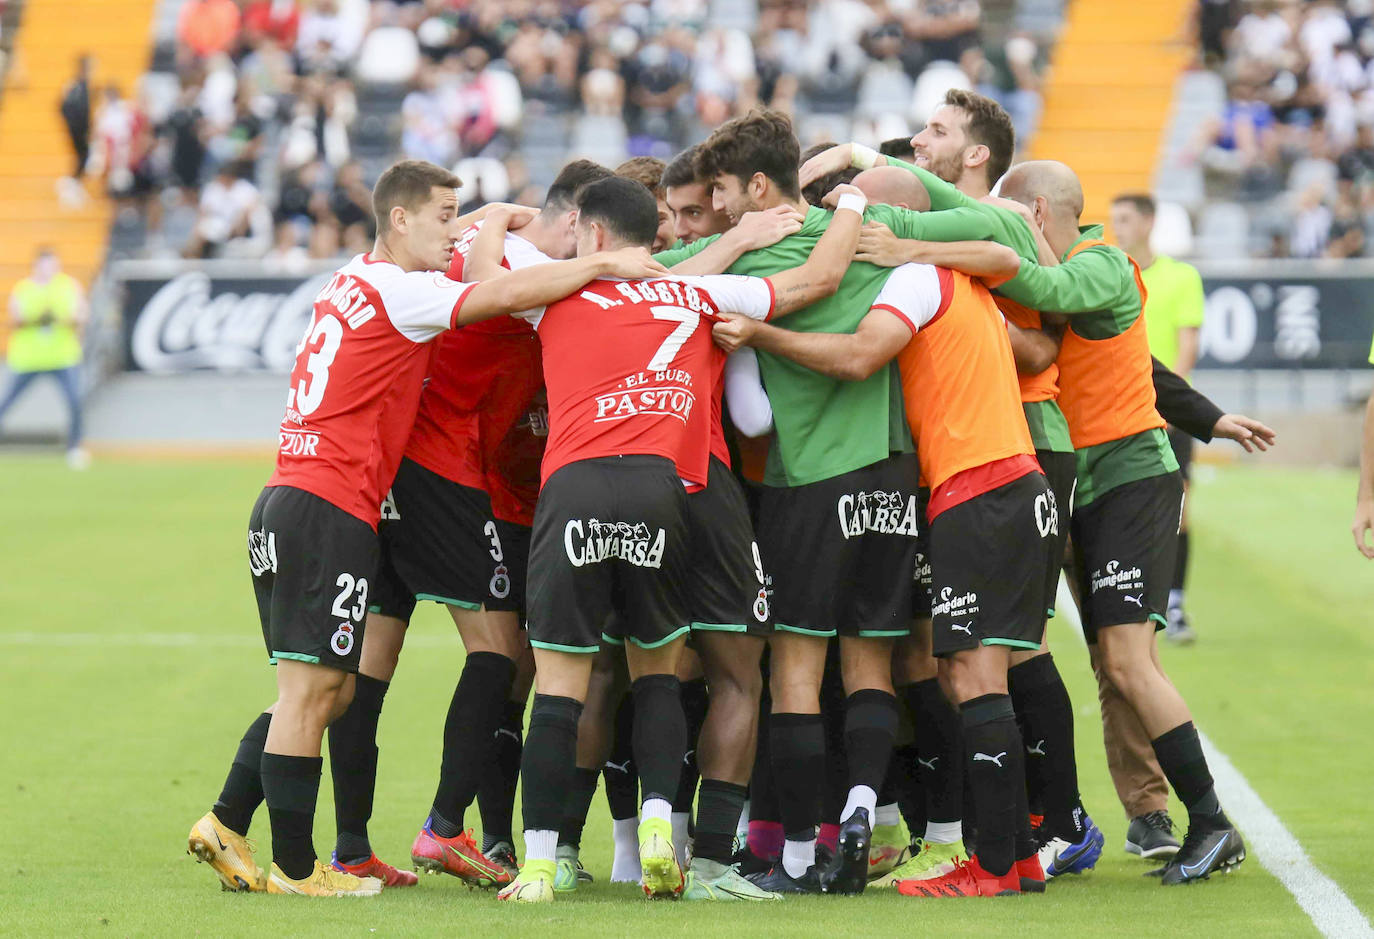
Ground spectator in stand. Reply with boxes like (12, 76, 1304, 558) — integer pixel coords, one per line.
(59, 54, 92, 183)
(186, 161, 265, 258)
(243, 0, 301, 49)
(326, 159, 375, 247)
(177, 0, 242, 65)
(905, 0, 982, 67)
(162, 81, 208, 193)
(297, 0, 367, 74)
(1290, 180, 1334, 256)
(401, 62, 458, 167)
(1191, 75, 1280, 193)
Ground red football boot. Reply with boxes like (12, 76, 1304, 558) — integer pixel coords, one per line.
(331, 851, 419, 887)
(411, 822, 512, 887)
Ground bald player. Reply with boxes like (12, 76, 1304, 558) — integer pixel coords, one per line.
(714, 163, 1053, 898)
(808, 100, 1106, 884)
(988, 160, 1245, 887)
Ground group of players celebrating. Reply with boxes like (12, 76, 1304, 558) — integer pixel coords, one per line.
(187, 88, 1276, 902)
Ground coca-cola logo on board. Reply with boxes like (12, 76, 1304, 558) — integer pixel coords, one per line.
(129, 271, 331, 373)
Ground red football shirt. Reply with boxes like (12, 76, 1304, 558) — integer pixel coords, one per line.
(267, 253, 474, 529)
(402, 222, 551, 525)
(522, 274, 774, 487)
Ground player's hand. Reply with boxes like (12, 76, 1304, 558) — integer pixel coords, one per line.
(820, 182, 866, 210)
(732, 205, 805, 251)
(1211, 413, 1275, 452)
(599, 246, 670, 279)
(855, 222, 912, 267)
(483, 203, 539, 230)
(712, 313, 758, 353)
(1353, 499, 1374, 559)
(799, 143, 853, 189)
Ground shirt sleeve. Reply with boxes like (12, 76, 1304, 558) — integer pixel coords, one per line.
(1000, 244, 1138, 315)
(873, 204, 999, 244)
(724, 348, 774, 437)
(653, 234, 717, 267)
(503, 233, 554, 270)
(868, 263, 947, 335)
(1176, 261, 1206, 329)
(689, 274, 775, 320)
(379, 269, 477, 342)
(511, 305, 546, 328)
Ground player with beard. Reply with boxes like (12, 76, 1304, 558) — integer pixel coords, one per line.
(800, 90, 1275, 880)
(713, 164, 1054, 898)
(657, 109, 1010, 895)
(186, 159, 668, 898)
(800, 89, 1098, 885)
(992, 160, 1248, 887)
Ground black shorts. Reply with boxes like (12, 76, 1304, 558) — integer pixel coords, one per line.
(687, 457, 772, 637)
(526, 456, 691, 653)
(1070, 471, 1183, 641)
(1037, 449, 1076, 618)
(757, 453, 921, 638)
(370, 458, 530, 620)
(248, 485, 377, 673)
(912, 487, 933, 619)
(1167, 426, 1194, 482)
(928, 471, 1053, 657)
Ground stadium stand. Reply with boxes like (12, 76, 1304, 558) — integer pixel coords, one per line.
(35, 0, 1060, 267)
(1159, 0, 1374, 258)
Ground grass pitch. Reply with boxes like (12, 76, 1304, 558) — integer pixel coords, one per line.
(2, 455, 1370, 936)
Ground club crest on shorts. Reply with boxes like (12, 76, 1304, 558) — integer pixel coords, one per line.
(753, 588, 770, 623)
(330, 623, 355, 656)
(490, 563, 511, 599)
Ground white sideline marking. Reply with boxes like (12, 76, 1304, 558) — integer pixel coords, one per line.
(0, 631, 457, 649)
(1054, 577, 1372, 938)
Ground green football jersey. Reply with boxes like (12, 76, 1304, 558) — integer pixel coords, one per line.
(656, 203, 997, 486)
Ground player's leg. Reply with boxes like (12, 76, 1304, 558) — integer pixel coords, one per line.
(620, 636, 690, 897)
(817, 646, 848, 867)
(191, 704, 273, 891)
(556, 646, 624, 891)
(744, 658, 783, 872)
(499, 648, 596, 903)
(327, 609, 417, 886)
(262, 659, 363, 884)
(1165, 427, 1196, 643)
(745, 475, 834, 893)
(674, 465, 772, 900)
(809, 635, 895, 894)
(602, 687, 643, 882)
(478, 642, 533, 877)
(189, 487, 284, 893)
(757, 630, 828, 891)
(382, 460, 520, 886)
(1088, 641, 1177, 856)
(822, 457, 920, 894)
(883, 620, 969, 887)
(899, 472, 1051, 899)
(672, 648, 709, 866)
(327, 505, 417, 885)
(1077, 475, 1244, 884)
(686, 631, 777, 900)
